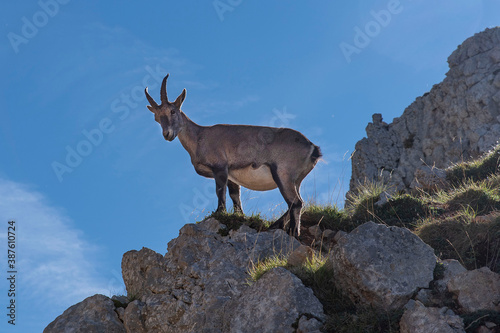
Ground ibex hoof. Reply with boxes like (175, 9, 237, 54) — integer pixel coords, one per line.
(267, 219, 284, 230)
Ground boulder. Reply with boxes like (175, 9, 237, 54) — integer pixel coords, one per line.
(122, 300, 146, 333)
(435, 259, 467, 293)
(43, 294, 125, 333)
(308, 225, 322, 239)
(228, 267, 325, 333)
(122, 247, 170, 297)
(332, 230, 347, 244)
(330, 222, 436, 310)
(447, 266, 500, 313)
(119, 218, 303, 332)
(399, 300, 465, 333)
(322, 229, 336, 242)
(287, 245, 314, 266)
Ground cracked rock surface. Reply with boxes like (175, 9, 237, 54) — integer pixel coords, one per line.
(349, 27, 500, 195)
(399, 300, 465, 333)
(43, 294, 126, 333)
(229, 267, 325, 333)
(330, 221, 436, 311)
(45, 218, 317, 333)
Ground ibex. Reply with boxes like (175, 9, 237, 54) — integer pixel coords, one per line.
(144, 74, 321, 236)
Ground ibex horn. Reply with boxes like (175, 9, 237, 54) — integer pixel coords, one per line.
(144, 87, 159, 107)
(160, 73, 170, 104)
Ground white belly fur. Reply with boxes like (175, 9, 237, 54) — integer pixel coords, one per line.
(228, 165, 277, 191)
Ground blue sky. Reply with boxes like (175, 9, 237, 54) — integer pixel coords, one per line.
(0, 1, 498, 331)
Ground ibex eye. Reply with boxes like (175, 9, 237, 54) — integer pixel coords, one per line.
(171, 110, 176, 115)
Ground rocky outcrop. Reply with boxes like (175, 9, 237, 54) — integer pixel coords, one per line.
(349, 27, 500, 195)
(45, 218, 500, 332)
(43, 294, 126, 333)
(45, 219, 313, 333)
(120, 218, 308, 333)
(329, 221, 436, 310)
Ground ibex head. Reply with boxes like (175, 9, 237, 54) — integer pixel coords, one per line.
(145, 74, 187, 141)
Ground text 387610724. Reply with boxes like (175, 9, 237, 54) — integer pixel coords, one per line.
(6, 220, 16, 325)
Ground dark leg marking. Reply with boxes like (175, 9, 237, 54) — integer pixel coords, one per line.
(268, 210, 288, 230)
(228, 180, 243, 214)
(268, 164, 302, 237)
(213, 167, 228, 213)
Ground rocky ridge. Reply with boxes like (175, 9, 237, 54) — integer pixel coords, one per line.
(44, 218, 500, 333)
(349, 27, 500, 196)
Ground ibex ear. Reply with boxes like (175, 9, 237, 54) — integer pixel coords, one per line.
(173, 89, 187, 109)
(147, 105, 155, 112)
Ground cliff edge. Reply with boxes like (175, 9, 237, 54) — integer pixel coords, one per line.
(349, 27, 500, 196)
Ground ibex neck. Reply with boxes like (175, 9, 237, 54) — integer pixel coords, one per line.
(177, 112, 202, 158)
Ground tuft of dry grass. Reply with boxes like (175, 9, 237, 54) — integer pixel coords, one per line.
(416, 213, 500, 272)
(446, 144, 500, 185)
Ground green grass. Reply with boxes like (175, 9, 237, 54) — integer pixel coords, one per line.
(301, 203, 355, 231)
(416, 214, 500, 272)
(247, 251, 403, 332)
(247, 254, 288, 282)
(374, 194, 428, 229)
(208, 210, 270, 236)
(447, 144, 500, 185)
(247, 250, 328, 283)
(346, 180, 391, 221)
(433, 179, 500, 214)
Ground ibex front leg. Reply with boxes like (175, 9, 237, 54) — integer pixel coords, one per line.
(213, 167, 228, 213)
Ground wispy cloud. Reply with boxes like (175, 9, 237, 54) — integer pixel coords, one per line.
(0, 178, 116, 330)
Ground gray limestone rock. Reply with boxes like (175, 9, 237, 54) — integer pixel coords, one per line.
(120, 218, 302, 332)
(399, 300, 465, 333)
(447, 266, 500, 313)
(228, 267, 325, 333)
(435, 259, 467, 293)
(349, 28, 500, 196)
(329, 222, 436, 310)
(43, 294, 126, 333)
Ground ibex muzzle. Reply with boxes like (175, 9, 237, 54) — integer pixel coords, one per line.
(145, 74, 321, 237)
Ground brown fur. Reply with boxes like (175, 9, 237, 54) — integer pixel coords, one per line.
(145, 74, 321, 236)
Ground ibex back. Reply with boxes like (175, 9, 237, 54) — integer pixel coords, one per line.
(145, 74, 321, 236)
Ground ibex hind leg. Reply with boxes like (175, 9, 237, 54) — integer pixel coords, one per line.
(228, 180, 243, 214)
(268, 210, 289, 230)
(269, 164, 303, 237)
